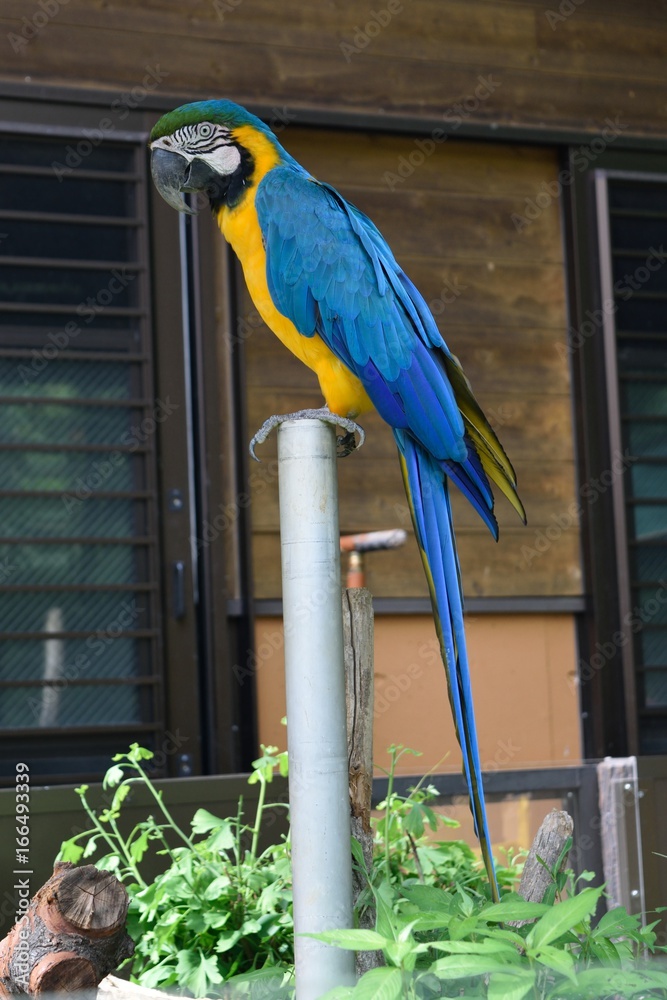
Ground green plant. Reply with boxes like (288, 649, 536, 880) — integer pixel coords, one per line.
(372, 745, 524, 896)
(58, 743, 294, 998)
(314, 871, 667, 1000)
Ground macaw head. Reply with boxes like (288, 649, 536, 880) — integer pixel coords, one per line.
(149, 100, 285, 215)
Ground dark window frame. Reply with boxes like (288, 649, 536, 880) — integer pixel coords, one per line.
(568, 149, 667, 758)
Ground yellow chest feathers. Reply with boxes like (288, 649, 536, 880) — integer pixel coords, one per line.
(216, 128, 372, 418)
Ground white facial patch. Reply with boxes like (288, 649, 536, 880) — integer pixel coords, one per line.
(151, 123, 242, 177)
(199, 143, 242, 176)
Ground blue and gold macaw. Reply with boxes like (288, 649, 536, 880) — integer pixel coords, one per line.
(150, 100, 525, 900)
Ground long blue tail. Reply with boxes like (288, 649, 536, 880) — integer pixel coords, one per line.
(395, 429, 499, 901)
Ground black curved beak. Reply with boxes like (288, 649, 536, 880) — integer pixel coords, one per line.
(150, 147, 197, 215)
(151, 147, 229, 215)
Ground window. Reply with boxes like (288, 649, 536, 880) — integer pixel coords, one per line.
(570, 151, 667, 757)
(0, 95, 251, 782)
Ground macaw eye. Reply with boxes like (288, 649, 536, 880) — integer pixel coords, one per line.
(199, 124, 213, 139)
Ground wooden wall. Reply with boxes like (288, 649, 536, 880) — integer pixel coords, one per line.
(2, 0, 667, 139)
(241, 128, 579, 600)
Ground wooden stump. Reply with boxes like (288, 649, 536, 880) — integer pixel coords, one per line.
(0, 862, 134, 995)
(518, 809, 574, 903)
(343, 588, 383, 975)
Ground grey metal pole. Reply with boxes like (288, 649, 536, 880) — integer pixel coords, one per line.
(277, 418, 355, 1000)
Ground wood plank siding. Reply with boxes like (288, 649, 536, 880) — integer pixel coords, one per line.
(239, 130, 578, 599)
(2, 0, 667, 138)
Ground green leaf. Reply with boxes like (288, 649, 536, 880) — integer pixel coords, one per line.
(401, 885, 454, 914)
(176, 950, 223, 998)
(352, 967, 403, 1000)
(128, 829, 150, 864)
(351, 837, 368, 873)
(488, 970, 536, 1000)
(481, 895, 551, 924)
(305, 929, 388, 951)
(191, 808, 229, 834)
(448, 914, 480, 941)
(215, 929, 242, 953)
(526, 887, 603, 949)
(532, 943, 575, 982)
(593, 905, 640, 940)
(103, 764, 125, 788)
(58, 838, 85, 864)
(431, 955, 516, 979)
(111, 782, 132, 812)
(82, 836, 100, 859)
(550, 967, 665, 999)
(137, 960, 176, 990)
(427, 939, 520, 959)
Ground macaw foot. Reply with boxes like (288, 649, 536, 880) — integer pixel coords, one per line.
(249, 407, 365, 461)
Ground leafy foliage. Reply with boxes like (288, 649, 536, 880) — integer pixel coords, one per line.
(371, 745, 524, 895)
(59, 742, 667, 999)
(58, 743, 293, 997)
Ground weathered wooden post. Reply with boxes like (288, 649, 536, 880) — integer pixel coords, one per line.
(277, 418, 355, 999)
(342, 588, 383, 975)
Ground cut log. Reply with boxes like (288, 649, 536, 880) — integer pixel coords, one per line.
(0, 862, 134, 996)
(518, 809, 574, 904)
(343, 588, 383, 975)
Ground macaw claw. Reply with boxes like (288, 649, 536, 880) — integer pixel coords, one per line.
(249, 407, 365, 461)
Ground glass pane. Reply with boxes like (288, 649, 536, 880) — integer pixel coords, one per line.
(615, 297, 667, 333)
(638, 629, 667, 668)
(0, 358, 132, 399)
(0, 543, 143, 585)
(643, 670, 667, 706)
(634, 587, 667, 625)
(631, 544, 667, 582)
(0, 137, 134, 173)
(0, 498, 144, 539)
(609, 181, 667, 214)
(639, 715, 667, 754)
(624, 420, 667, 458)
(631, 504, 667, 541)
(0, 264, 137, 308)
(629, 463, 667, 498)
(0, 403, 144, 446)
(0, 218, 136, 262)
(622, 380, 667, 416)
(610, 214, 667, 253)
(0, 592, 148, 634)
(613, 254, 667, 295)
(0, 175, 135, 218)
(0, 449, 138, 492)
(0, 682, 140, 728)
